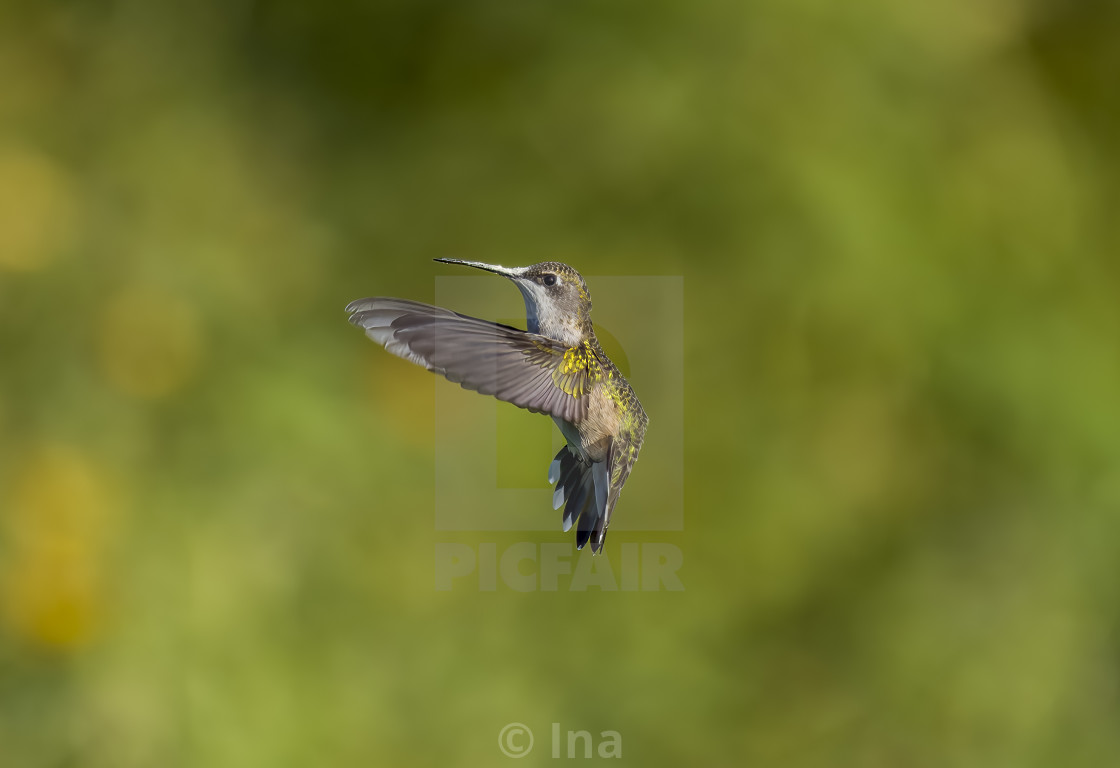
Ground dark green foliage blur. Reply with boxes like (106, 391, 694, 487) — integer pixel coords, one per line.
(2, 1, 1119, 765)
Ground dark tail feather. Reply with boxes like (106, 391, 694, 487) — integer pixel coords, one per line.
(581, 462, 610, 553)
(550, 446, 591, 532)
(548, 447, 608, 549)
(564, 471, 594, 534)
(549, 447, 583, 511)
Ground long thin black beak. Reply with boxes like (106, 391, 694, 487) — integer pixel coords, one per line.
(434, 258, 523, 279)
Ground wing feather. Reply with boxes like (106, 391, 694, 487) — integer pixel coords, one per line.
(347, 298, 596, 423)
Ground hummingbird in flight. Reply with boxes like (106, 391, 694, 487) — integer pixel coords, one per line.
(346, 259, 648, 553)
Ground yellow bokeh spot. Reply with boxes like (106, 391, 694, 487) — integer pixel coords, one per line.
(0, 144, 75, 271)
(98, 286, 203, 399)
(2, 444, 115, 650)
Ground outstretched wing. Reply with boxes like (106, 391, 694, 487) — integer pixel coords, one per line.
(346, 298, 598, 423)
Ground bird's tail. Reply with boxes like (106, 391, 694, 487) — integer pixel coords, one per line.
(548, 446, 609, 553)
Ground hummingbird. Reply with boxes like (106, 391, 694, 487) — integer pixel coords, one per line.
(345, 259, 648, 553)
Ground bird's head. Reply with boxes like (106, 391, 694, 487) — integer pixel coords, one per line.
(435, 259, 592, 346)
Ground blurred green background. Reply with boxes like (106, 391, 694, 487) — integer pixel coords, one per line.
(3, 0, 1120, 765)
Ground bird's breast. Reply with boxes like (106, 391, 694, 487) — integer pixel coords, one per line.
(575, 383, 622, 462)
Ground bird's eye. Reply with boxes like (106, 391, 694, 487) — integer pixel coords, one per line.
(542, 274, 557, 286)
